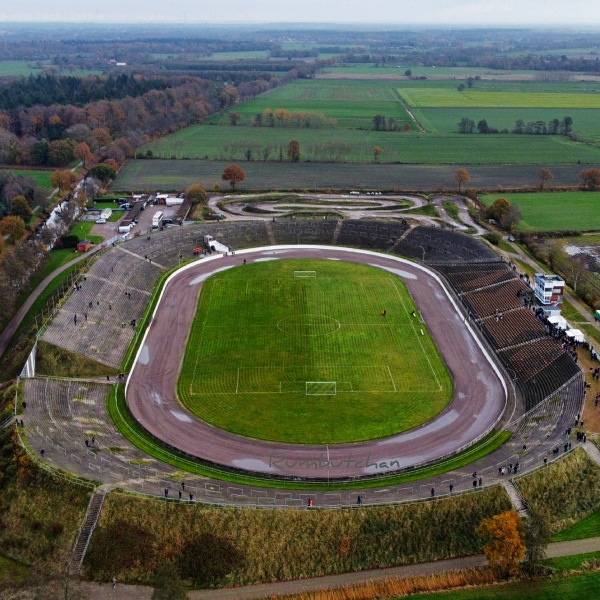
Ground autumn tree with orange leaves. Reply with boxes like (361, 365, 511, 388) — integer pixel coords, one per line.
(50, 169, 76, 193)
(221, 164, 245, 191)
(455, 167, 471, 192)
(476, 510, 525, 577)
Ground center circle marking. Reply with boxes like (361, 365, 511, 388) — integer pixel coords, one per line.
(277, 314, 341, 336)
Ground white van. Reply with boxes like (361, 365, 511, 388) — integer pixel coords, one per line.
(117, 224, 132, 234)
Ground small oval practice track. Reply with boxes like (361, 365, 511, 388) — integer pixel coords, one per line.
(126, 246, 507, 480)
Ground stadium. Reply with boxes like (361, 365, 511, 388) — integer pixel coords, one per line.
(18, 219, 585, 508)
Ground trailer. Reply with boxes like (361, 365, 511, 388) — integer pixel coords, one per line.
(152, 211, 164, 229)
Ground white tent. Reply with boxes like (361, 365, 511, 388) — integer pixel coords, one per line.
(548, 315, 568, 330)
(566, 329, 585, 343)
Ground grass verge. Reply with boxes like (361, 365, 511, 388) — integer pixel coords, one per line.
(544, 551, 600, 572)
(387, 571, 600, 600)
(552, 509, 600, 542)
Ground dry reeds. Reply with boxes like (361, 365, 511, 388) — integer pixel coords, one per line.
(258, 567, 499, 600)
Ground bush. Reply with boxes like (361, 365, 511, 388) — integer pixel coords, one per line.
(483, 232, 502, 245)
(59, 234, 80, 248)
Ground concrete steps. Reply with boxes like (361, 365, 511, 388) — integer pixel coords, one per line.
(583, 441, 600, 467)
(70, 488, 107, 573)
(501, 480, 529, 519)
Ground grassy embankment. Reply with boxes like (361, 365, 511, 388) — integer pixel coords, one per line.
(84, 486, 510, 586)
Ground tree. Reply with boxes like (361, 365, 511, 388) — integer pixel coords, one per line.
(151, 562, 187, 600)
(580, 168, 600, 190)
(373, 146, 383, 162)
(477, 119, 489, 134)
(287, 139, 300, 162)
(538, 167, 554, 190)
(185, 183, 207, 206)
(499, 203, 522, 232)
(50, 169, 76, 193)
(455, 167, 471, 192)
(458, 118, 475, 134)
(476, 510, 525, 577)
(31, 139, 50, 165)
(221, 164, 245, 191)
(74, 142, 93, 168)
(487, 197, 511, 222)
(373, 114, 386, 131)
(404, 69, 412, 76)
(0, 215, 26, 243)
(48, 139, 75, 167)
(457, 83, 466, 92)
(10, 195, 33, 222)
(522, 510, 551, 574)
(228, 112, 241, 126)
(561, 116, 573, 135)
(88, 163, 116, 183)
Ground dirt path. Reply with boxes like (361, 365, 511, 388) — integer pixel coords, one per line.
(81, 536, 600, 600)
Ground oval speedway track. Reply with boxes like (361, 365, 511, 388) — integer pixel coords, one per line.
(126, 246, 507, 480)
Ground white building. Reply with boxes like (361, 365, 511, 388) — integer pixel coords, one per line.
(534, 273, 565, 306)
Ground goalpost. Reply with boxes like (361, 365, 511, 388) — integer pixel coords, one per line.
(294, 271, 316, 278)
(306, 381, 337, 395)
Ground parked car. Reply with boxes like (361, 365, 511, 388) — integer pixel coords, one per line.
(95, 218, 106, 224)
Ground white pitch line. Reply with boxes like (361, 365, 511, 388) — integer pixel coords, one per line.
(387, 365, 397, 392)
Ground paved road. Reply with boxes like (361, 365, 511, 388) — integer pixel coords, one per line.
(0, 249, 100, 358)
(81, 536, 600, 600)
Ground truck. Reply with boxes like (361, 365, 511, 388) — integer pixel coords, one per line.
(152, 211, 163, 229)
(165, 197, 184, 207)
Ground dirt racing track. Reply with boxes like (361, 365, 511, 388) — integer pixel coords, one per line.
(126, 245, 508, 481)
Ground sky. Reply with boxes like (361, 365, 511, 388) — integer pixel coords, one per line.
(4, 0, 600, 27)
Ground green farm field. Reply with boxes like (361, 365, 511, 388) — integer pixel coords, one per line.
(319, 65, 537, 78)
(207, 79, 413, 129)
(0, 60, 102, 77)
(113, 160, 589, 193)
(481, 191, 600, 232)
(178, 259, 452, 444)
(413, 107, 600, 138)
(145, 77, 600, 164)
(398, 87, 600, 109)
(142, 126, 600, 164)
(3, 168, 54, 189)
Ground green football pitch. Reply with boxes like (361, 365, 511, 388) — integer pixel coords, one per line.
(177, 259, 452, 444)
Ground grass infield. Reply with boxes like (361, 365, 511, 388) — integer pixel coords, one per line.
(177, 259, 452, 444)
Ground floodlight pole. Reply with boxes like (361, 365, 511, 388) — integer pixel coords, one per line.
(419, 245, 426, 264)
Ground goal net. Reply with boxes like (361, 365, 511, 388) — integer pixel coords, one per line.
(306, 381, 337, 395)
(294, 271, 316, 278)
